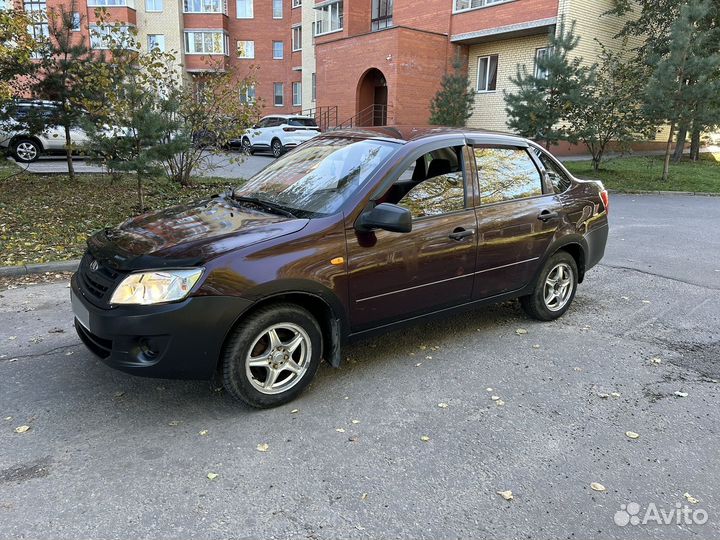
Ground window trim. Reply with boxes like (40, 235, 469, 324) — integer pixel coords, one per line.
(182, 0, 225, 14)
(272, 0, 282, 18)
(292, 81, 302, 107)
(313, 1, 343, 36)
(147, 33, 165, 51)
(291, 25, 302, 52)
(534, 47, 549, 80)
(183, 30, 229, 56)
(371, 0, 393, 31)
(87, 0, 135, 7)
(452, 0, 513, 15)
(476, 54, 498, 93)
(273, 82, 284, 107)
(236, 39, 255, 59)
(292, 0, 301, 7)
(272, 40, 284, 59)
(236, 0, 253, 18)
(145, 0, 162, 12)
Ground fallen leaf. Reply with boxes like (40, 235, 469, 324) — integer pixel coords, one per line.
(591, 482, 606, 492)
(415, 362, 422, 367)
(207, 472, 219, 480)
(437, 402, 449, 408)
(199, 430, 209, 436)
(336, 428, 346, 433)
(348, 436, 358, 442)
(650, 357, 662, 365)
(168, 420, 180, 426)
(621, 295, 629, 300)
(597, 392, 610, 398)
(113, 391, 125, 398)
(497, 490, 513, 501)
(420, 435, 430, 442)
(361, 492, 368, 500)
(491, 395, 500, 401)
(486, 387, 493, 392)
(4, 416, 12, 421)
(610, 392, 621, 397)
(674, 391, 688, 397)
(290, 409, 299, 414)
(532, 344, 540, 349)
(496, 400, 505, 406)
(14, 425, 30, 433)
(574, 367, 582, 371)
(425, 355, 433, 360)
(684, 492, 700, 504)
(257, 443, 269, 452)
(515, 328, 528, 335)
(351, 419, 360, 424)
(641, 300, 651, 304)
(625, 431, 640, 439)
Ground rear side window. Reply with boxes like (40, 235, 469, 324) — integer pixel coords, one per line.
(473, 147, 543, 204)
(288, 118, 318, 127)
(532, 147, 572, 193)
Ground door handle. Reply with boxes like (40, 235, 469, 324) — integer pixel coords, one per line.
(449, 228, 475, 241)
(537, 210, 560, 222)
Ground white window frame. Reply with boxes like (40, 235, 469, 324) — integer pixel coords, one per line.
(314, 1, 343, 36)
(272, 0, 282, 18)
(89, 24, 134, 49)
(184, 30, 229, 55)
(236, 39, 255, 59)
(273, 82, 284, 107)
(272, 40, 284, 59)
(453, 0, 508, 13)
(147, 34, 165, 51)
(236, 0, 253, 18)
(292, 82, 302, 106)
(145, 0, 162, 11)
(240, 85, 256, 104)
(476, 54, 498, 93)
(292, 25, 302, 51)
(71, 12, 81, 31)
(183, 0, 225, 14)
(87, 0, 135, 8)
(534, 47, 549, 80)
(292, 0, 301, 7)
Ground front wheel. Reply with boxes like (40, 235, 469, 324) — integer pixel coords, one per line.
(271, 139, 283, 158)
(520, 252, 578, 321)
(241, 137, 254, 155)
(13, 139, 41, 163)
(222, 303, 322, 408)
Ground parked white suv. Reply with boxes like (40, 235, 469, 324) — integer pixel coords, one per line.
(236, 115, 321, 158)
(0, 100, 90, 163)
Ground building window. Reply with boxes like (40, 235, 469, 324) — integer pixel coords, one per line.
(292, 82, 301, 106)
(272, 0, 282, 18)
(454, 0, 507, 12)
(314, 1, 342, 36)
(292, 0, 301, 7)
(23, 0, 49, 50)
(273, 83, 284, 106)
(236, 0, 253, 18)
(90, 24, 133, 49)
(145, 0, 162, 11)
(272, 40, 283, 59)
(534, 47, 549, 79)
(184, 31, 228, 55)
(148, 34, 165, 51)
(292, 26, 302, 51)
(87, 0, 136, 7)
(371, 0, 392, 31)
(476, 54, 498, 92)
(311, 72, 316, 102)
(236, 40, 254, 58)
(71, 12, 81, 31)
(183, 0, 224, 13)
(240, 85, 256, 104)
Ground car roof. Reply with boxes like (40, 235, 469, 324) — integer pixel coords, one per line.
(261, 114, 316, 121)
(318, 125, 529, 146)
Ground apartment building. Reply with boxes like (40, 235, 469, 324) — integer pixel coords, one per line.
(17, 0, 635, 136)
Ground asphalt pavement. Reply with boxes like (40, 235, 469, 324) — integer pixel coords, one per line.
(0, 194, 719, 539)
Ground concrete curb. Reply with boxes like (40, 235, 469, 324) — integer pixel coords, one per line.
(0, 259, 80, 277)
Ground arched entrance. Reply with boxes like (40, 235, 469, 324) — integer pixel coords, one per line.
(356, 68, 388, 126)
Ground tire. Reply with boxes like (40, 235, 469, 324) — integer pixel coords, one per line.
(271, 138, 283, 158)
(222, 303, 322, 408)
(520, 251, 578, 321)
(13, 139, 41, 163)
(242, 137, 254, 155)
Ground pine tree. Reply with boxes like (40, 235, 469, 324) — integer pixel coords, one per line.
(429, 59, 474, 127)
(504, 19, 594, 149)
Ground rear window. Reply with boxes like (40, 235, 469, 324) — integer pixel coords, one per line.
(288, 118, 318, 127)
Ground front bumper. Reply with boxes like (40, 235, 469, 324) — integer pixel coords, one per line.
(70, 273, 253, 380)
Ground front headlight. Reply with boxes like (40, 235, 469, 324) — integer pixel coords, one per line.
(110, 268, 204, 305)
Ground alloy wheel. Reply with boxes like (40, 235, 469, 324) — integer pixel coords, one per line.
(245, 323, 311, 395)
(272, 140, 282, 158)
(16, 142, 38, 162)
(543, 262, 573, 312)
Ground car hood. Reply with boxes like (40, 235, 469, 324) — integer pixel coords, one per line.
(87, 195, 309, 271)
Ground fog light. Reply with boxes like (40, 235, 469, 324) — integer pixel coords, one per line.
(139, 338, 159, 360)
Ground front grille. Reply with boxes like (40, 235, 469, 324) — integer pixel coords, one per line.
(77, 252, 126, 307)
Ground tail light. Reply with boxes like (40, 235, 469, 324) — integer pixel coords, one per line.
(600, 189, 609, 214)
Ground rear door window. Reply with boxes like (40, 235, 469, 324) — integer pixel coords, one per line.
(532, 147, 572, 193)
(473, 147, 544, 204)
(288, 118, 318, 127)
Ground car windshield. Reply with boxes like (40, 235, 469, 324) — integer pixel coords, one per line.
(234, 137, 398, 217)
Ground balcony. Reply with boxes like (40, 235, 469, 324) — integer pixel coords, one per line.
(450, 0, 558, 43)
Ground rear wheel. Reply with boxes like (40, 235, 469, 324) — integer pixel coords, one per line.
(520, 251, 578, 321)
(13, 139, 41, 163)
(241, 137, 254, 155)
(271, 138, 283, 158)
(222, 303, 322, 408)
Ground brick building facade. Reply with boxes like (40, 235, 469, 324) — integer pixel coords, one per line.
(13, 0, 642, 143)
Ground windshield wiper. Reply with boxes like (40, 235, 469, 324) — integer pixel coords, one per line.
(227, 191, 297, 219)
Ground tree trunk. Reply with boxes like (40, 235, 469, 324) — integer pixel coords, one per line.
(137, 173, 144, 212)
(661, 122, 675, 183)
(64, 124, 75, 181)
(672, 124, 687, 162)
(690, 128, 701, 161)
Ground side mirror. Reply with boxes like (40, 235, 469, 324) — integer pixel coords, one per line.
(356, 203, 412, 233)
(253, 124, 259, 129)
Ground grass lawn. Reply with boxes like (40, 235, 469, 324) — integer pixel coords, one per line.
(0, 159, 236, 266)
(563, 153, 720, 193)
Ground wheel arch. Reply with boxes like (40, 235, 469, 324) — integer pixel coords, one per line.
(11, 135, 44, 151)
(534, 236, 588, 286)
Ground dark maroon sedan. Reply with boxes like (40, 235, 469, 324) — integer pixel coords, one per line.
(71, 127, 609, 408)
